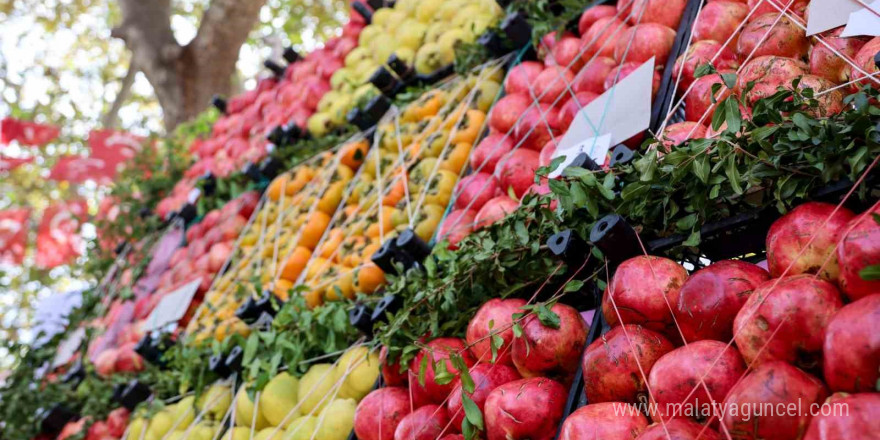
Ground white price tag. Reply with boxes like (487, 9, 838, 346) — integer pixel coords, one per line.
(557, 58, 653, 154)
(548, 134, 612, 179)
(143, 279, 201, 332)
(52, 328, 85, 368)
(187, 188, 202, 204)
(806, 0, 862, 35)
(841, 0, 880, 37)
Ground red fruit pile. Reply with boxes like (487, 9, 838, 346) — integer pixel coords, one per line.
(564, 200, 879, 439)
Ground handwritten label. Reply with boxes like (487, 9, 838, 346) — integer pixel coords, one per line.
(143, 279, 201, 332)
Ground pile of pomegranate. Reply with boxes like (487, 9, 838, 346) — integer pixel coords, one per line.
(53, 408, 130, 440)
(662, 0, 880, 144)
(353, 298, 590, 440)
(565, 200, 879, 440)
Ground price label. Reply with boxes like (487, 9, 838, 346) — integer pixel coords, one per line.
(841, 0, 880, 37)
(143, 279, 201, 332)
(548, 134, 612, 179)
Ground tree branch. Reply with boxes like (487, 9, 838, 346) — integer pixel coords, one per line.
(102, 61, 139, 129)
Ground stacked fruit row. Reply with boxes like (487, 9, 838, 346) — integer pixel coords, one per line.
(351, 200, 879, 440)
(660, 0, 880, 144)
(122, 346, 380, 440)
(156, 15, 364, 219)
(310, 0, 505, 136)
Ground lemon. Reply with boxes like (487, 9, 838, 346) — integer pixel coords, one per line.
(335, 347, 380, 401)
(284, 416, 319, 440)
(235, 385, 271, 430)
(297, 364, 337, 415)
(316, 399, 357, 440)
(198, 384, 232, 421)
(259, 372, 300, 427)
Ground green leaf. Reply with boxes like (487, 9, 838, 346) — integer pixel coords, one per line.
(535, 303, 561, 329)
(512, 323, 523, 338)
(693, 156, 710, 183)
(461, 394, 485, 430)
(859, 264, 880, 281)
(418, 354, 429, 386)
(433, 359, 455, 385)
(694, 63, 716, 79)
(490, 334, 504, 364)
(720, 72, 737, 90)
(515, 221, 529, 245)
(872, 213, 880, 225)
(683, 230, 701, 247)
(243, 333, 258, 365)
(675, 214, 697, 230)
(724, 98, 741, 133)
(725, 155, 743, 194)
(564, 280, 584, 292)
(459, 362, 476, 394)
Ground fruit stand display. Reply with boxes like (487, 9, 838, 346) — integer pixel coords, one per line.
(4, 1, 880, 440)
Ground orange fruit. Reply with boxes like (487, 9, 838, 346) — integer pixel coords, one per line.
(300, 211, 331, 250)
(325, 267, 355, 301)
(304, 287, 324, 309)
(306, 257, 330, 281)
(273, 278, 293, 301)
(356, 264, 386, 294)
(318, 228, 345, 262)
(318, 181, 346, 215)
(267, 175, 289, 202)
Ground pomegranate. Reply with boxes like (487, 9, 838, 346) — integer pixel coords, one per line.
(489, 94, 531, 134)
(613, 24, 677, 67)
(578, 5, 617, 35)
(94, 349, 119, 377)
(466, 298, 528, 365)
(658, 122, 708, 152)
(454, 173, 500, 212)
(648, 340, 747, 423)
(670, 260, 770, 342)
(804, 393, 880, 440)
(511, 303, 588, 382)
(736, 56, 808, 105)
(604, 62, 662, 99)
(114, 343, 144, 373)
(582, 325, 675, 404)
(848, 37, 880, 91)
(408, 338, 476, 405)
(447, 363, 521, 428)
(437, 209, 476, 250)
(539, 31, 575, 64)
(809, 28, 869, 84)
(734, 275, 843, 370)
(686, 71, 733, 123)
(693, 1, 749, 48)
(573, 57, 618, 95)
(747, 0, 808, 17)
(635, 419, 723, 440)
(505, 62, 544, 95)
(514, 104, 560, 151)
(380, 346, 407, 387)
(355, 387, 412, 440)
(823, 294, 880, 393)
(559, 403, 649, 440)
(393, 405, 453, 440)
(582, 17, 630, 59)
(551, 36, 589, 72)
(765, 201, 856, 281)
(105, 408, 130, 437)
(796, 74, 845, 117)
(475, 196, 519, 229)
(533, 67, 575, 104)
(558, 92, 599, 131)
(539, 139, 558, 168)
(836, 206, 880, 300)
(673, 41, 739, 92)
(722, 361, 829, 440)
(602, 255, 689, 343)
(471, 134, 514, 174)
(484, 378, 568, 440)
(499, 149, 542, 199)
(628, 0, 687, 28)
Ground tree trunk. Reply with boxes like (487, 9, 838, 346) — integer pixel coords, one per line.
(112, 0, 267, 131)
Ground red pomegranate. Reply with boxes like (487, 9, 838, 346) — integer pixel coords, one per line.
(505, 62, 544, 96)
(613, 24, 677, 67)
(408, 338, 476, 405)
(734, 275, 843, 371)
(736, 56, 808, 106)
(809, 28, 869, 84)
(582, 325, 675, 404)
(454, 172, 500, 212)
(648, 340, 747, 424)
(737, 13, 809, 60)
(393, 405, 453, 440)
(658, 122, 709, 152)
(670, 260, 770, 342)
(447, 363, 521, 428)
(511, 303, 588, 382)
(766, 201, 856, 281)
(573, 57, 617, 95)
(581, 17, 629, 60)
(722, 361, 829, 440)
(484, 378, 568, 440)
(559, 403, 649, 440)
(471, 134, 514, 174)
(693, 1, 749, 48)
(466, 298, 528, 365)
(475, 196, 519, 229)
(635, 419, 723, 440)
(355, 387, 412, 440)
(823, 294, 880, 393)
(602, 256, 689, 343)
(672, 40, 739, 92)
(836, 206, 880, 300)
(804, 393, 880, 440)
(499, 149, 542, 199)
(437, 209, 476, 250)
(380, 346, 407, 387)
(686, 71, 733, 123)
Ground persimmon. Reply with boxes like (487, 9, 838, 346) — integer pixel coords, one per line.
(306, 257, 330, 280)
(340, 236, 369, 267)
(340, 140, 369, 170)
(422, 130, 450, 158)
(280, 246, 312, 282)
(451, 110, 486, 144)
(325, 267, 355, 301)
(273, 279, 292, 301)
(440, 142, 472, 174)
(356, 264, 386, 294)
(287, 167, 315, 195)
(335, 164, 355, 183)
(267, 175, 289, 202)
(366, 206, 396, 239)
(423, 170, 458, 207)
(415, 203, 446, 241)
(382, 178, 407, 207)
(304, 287, 324, 309)
(299, 211, 331, 250)
(318, 228, 345, 262)
(404, 89, 447, 122)
(318, 181, 346, 215)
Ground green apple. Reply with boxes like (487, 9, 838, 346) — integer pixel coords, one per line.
(479, 0, 504, 17)
(297, 364, 336, 415)
(464, 14, 494, 37)
(308, 113, 332, 138)
(328, 97, 353, 126)
(315, 399, 357, 440)
(352, 84, 377, 103)
(317, 90, 340, 113)
(357, 25, 382, 48)
(395, 20, 427, 51)
(145, 412, 173, 439)
(284, 416, 318, 440)
(415, 42, 455, 75)
(382, 10, 407, 28)
(415, 0, 444, 23)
